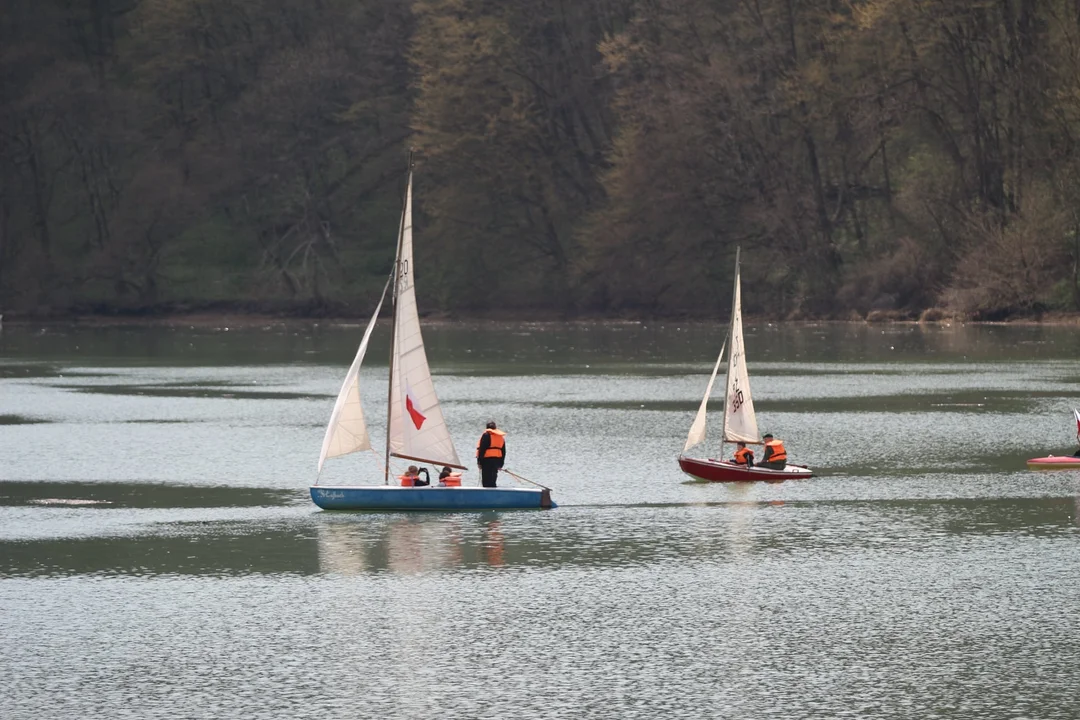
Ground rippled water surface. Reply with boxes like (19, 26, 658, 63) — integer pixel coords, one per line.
(2, 321, 1080, 719)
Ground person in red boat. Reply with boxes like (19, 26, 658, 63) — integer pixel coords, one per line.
(759, 433, 787, 470)
(733, 442, 754, 467)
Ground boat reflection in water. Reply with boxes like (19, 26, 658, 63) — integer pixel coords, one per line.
(724, 485, 757, 561)
(313, 500, 823, 578)
(483, 519, 505, 567)
(316, 512, 507, 575)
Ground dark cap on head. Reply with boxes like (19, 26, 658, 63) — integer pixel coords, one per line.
(486, 420, 497, 429)
(762, 433, 773, 439)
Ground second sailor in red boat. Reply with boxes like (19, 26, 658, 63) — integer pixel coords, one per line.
(759, 433, 787, 470)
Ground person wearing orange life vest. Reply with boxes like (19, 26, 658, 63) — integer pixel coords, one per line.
(733, 442, 754, 467)
(476, 420, 506, 488)
(438, 466, 462, 487)
(399, 465, 430, 487)
(759, 433, 787, 470)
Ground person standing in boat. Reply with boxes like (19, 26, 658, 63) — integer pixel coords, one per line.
(759, 433, 787, 470)
(733, 442, 754, 467)
(476, 421, 507, 487)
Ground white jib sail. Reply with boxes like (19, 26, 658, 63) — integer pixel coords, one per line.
(723, 266, 759, 444)
(387, 175, 462, 467)
(683, 341, 726, 454)
(1074, 408, 1080, 444)
(317, 277, 391, 474)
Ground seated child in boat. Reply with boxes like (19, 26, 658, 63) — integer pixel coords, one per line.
(400, 466, 430, 487)
(438, 466, 463, 487)
(733, 442, 754, 467)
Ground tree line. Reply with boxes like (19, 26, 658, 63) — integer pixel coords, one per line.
(2, 0, 1079, 320)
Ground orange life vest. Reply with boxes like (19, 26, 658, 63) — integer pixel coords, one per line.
(440, 473, 462, 487)
(400, 474, 416, 487)
(478, 429, 506, 459)
(764, 439, 787, 463)
(733, 447, 754, 465)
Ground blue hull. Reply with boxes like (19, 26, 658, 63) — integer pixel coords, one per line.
(310, 485, 556, 511)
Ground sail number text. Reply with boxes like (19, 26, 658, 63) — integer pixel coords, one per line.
(730, 376, 745, 412)
(730, 346, 745, 413)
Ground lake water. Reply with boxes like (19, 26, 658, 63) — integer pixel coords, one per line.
(2, 320, 1079, 719)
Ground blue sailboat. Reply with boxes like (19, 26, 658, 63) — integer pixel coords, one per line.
(310, 167, 554, 511)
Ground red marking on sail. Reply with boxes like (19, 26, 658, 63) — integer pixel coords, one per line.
(406, 392, 426, 430)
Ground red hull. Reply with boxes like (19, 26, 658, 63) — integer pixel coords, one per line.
(1027, 455, 1080, 470)
(678, 456, 813, 483)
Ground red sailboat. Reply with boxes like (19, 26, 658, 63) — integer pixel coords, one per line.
(1026, 410, 1080, 470)
(677, 249, 812, 483)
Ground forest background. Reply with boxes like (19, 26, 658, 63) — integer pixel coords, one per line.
(3, 0, 1080, 320)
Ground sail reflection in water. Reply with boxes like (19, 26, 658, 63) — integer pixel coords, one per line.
(317, 514, 505, 575)
(722, 485, 757, 560)
(311, 505, 815, 577)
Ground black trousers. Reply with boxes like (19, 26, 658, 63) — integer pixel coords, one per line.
(480, 460, 501, 487)
(759, 460, 786, 470)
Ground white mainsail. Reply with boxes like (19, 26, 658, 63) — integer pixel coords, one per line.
(386, 175, 463, 468)
(317, 277, 391, 474)
(683, 341, 726, 454)
(721, 255, 759, 444)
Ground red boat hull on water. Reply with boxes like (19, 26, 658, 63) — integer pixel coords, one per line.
(1027, 455, 1080, 470)
(678, 456, 813, 483)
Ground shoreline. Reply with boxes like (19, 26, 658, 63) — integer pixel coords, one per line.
(2, 308, 1080, 328)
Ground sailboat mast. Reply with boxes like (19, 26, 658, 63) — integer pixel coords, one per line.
(383, 154, 413, 485)
(719, 246, 741, 454)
